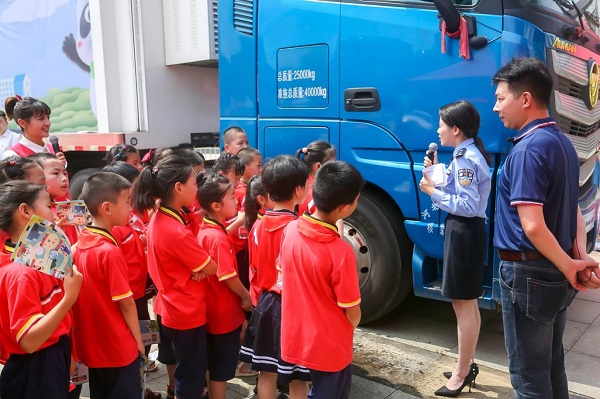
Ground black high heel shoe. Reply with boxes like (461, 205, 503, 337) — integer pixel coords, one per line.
(435, 364, 478, 397)
(443, 363, 479, 381)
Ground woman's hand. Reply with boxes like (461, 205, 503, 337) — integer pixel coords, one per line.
(423, 151, 438, 167)
(419, 171, 435, 196)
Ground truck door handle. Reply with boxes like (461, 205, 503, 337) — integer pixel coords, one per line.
(344, 88, 381, 112)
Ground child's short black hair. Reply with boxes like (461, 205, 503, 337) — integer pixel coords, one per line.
(102, 161, 140, 183)
(313, 161, 364, 213)
(261, 155, 308, 202)
(172, 148, 205, 166)
(28, 152, 60, 167)
(81, 172, 131, 217)
(213, 152, 245, 176)
(237, 147, 261, 166)
(197, 174, 232, 211)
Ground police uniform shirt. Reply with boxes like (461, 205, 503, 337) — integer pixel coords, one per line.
(431, 138, 491, 218)
(493, 117, 579, 252)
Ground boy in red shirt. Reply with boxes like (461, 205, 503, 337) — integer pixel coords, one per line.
(240, 155, 310, 399)
(279, 161, 364, 399)
(72, 172, 145, 399)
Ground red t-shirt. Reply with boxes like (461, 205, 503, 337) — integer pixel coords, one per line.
(297, 175, 316, 215)
(234, 180, 247, 212)
(147, 206, 212, 330)
(0, 247, 73, 357)
(248, 215, 263, 306)
(112, 213, 148, 300)
(197, 218, 245, 334)
(72, 227, 139, 368)
(279, 214, 361, 372)
(252, 210, 298, 294)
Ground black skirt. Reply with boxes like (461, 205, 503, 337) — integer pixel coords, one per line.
(442, 214, 486, 300)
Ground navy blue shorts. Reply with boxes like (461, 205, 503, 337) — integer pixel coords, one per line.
(89, 354, 143, 399)
(162, 323, 208, 399)
(0, 334, 71, 399)
(308, 364, 352, 399)
(207, 325, 242, 381)
(156, 314, 175, 365)
(243, 291, 310, 382)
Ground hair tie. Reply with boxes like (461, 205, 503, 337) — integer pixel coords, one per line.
(141, 149, 154, 163)
(15, 95, 22, 101)
(152, 166, 159, 175)
(9, 160, 15, 166)
(302, 147, 308, 154)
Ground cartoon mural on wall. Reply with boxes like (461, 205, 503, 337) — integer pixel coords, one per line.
(0, 0, 98, 132)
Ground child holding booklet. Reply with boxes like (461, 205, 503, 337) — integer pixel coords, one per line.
(0, 181, 82, 399)
(28, 153, 78, 244)
(72, 172, 145, 399)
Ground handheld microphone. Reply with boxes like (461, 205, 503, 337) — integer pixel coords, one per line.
(427, 142, 438, 162)
(49, 136, 61, 154)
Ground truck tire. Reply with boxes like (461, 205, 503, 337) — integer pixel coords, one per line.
(342, 191, 412, 324)
(69, 168, 102, 199)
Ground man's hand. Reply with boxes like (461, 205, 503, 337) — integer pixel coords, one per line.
(419, 171, 435, 196)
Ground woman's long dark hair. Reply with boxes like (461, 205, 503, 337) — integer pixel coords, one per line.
(439, 100, 491, 166)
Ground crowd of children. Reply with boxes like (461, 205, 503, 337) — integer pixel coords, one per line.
(0, 96, 364, 399)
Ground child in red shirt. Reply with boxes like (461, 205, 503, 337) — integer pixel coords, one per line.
(279, 161, 364, 399)
(0, 181, 82, 399)
(72, 172, 145, 399)
(222, 126, 249, 155)
(240, 155, 311, 399)
(295, 141, 336, 215)
(28, 153, 78, 244)
(197, 174, 252, 399)
(133, 155, 217, 399)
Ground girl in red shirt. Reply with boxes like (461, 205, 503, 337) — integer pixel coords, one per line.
(295, 141, 336, 215)
(0, 181, 82, 399)
(197, 174, 252, 399)
(132, 155, 217, 399)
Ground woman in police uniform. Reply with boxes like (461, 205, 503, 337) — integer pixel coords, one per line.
(420, 100, 491, 397)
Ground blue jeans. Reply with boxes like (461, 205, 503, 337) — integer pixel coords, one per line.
(499, 260, 577, 399)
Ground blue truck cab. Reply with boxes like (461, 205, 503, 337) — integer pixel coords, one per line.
(219, 0, 600, 323)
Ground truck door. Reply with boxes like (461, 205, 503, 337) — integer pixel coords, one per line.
(255, 0, 341, 158)
(338, 1, 503, 309)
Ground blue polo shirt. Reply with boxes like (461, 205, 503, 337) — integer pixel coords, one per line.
(493, 117, 579, 252)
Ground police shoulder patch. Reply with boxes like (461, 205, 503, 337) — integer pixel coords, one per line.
(457, 168, 474, 187)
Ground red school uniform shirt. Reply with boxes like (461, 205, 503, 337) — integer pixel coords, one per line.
(297, 175, 316, 215)
(252, 209, 298, 295)
(147, 206, 212, 330)
(224, 181, 248, 253)
(0, 243, 73, 358)
(197, 217, 245, 334)
(279, 214, 361, 372)
(71, 227, 139, 368)
(112, 212, 148, 300)
(247, 214, 263, 306)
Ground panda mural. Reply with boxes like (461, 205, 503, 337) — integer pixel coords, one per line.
(62, 0, 96, 118)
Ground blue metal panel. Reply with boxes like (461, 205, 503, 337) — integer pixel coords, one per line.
(339, 4, 504, 156)
(339, 120, 417, 219)
(219, 0, 257, 119)
(257, 0, 341, 119)
(258, 119, 339, 160)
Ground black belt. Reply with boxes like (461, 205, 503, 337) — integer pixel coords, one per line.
(497, 250, 545, 262)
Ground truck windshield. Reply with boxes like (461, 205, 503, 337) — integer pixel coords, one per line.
(525, 0, 600, 35)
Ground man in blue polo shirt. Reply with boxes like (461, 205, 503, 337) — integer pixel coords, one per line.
(492, 57, 600, 398)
